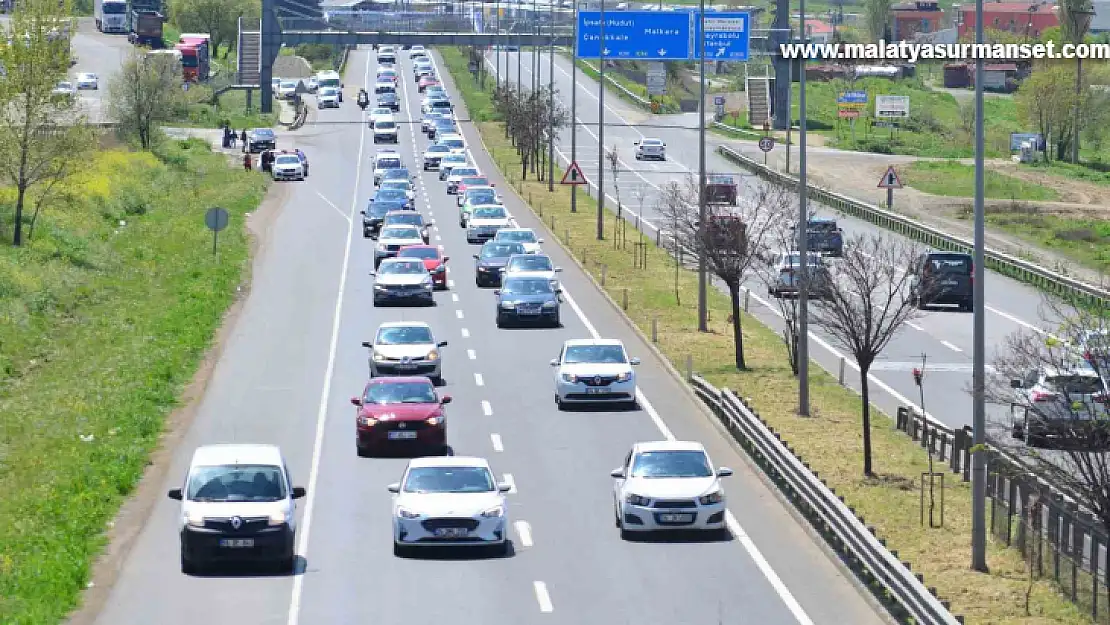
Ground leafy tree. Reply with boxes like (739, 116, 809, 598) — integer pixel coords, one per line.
(170, 0, 259, 57)
(0, 0, 94, 246)
(1015, 63, 1086, 162)
(862, 0, 893, 41)
(107, 49, 187, 149)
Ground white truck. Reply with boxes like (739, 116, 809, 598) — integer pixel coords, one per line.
(95, 0, 129, 33)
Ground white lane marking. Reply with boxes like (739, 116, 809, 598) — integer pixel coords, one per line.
(987, 303, 1048, 336)
(907, 322, 924, 331)
(482, 399, 493, 416)
(448, 279, 455, 288)
(456, 309, 464, 319)
(533, 581, 554, 613)
(514, 520, 533, 547)
(467, 348, 476, 359)
(941, 340, 963, 353)
(287, 49, 371, 625)
(558, 287, 814, 625)
(491, 433, 504, 451)
(461, 327, 470, 338)
(436, 234, 442, 241)
(316, 191, 351, 223)
(474, 372, 484, 386)
(502, 472, 517, 493)
(429, 210, 435, 217)
(452, 293, 460, 302)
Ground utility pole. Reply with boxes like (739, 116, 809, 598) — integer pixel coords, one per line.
(495, 0, 501, 87)
(548, 0, 556, 192)
(696, 0, 708, 332)
(571, 0, 580, 213)
(532, 0, 539, 94)
(970, 0, 988, 574)
(771, 0, 790, 130)
(596, 0, 606, 240)
(797, 0, 810, 416)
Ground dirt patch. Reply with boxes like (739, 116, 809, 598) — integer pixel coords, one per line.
(989, 162, 1107, 208)
(63, 179, 291, 625)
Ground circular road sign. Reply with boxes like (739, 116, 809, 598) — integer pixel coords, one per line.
(758, 137, 775, 153)
(205, 207, 229, 232)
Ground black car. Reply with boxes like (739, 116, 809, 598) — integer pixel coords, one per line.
(473, 241, 527, 287)
(909, 251, 974, 311)
(429, 118, 457, 141)
(360, 200, 399, 238)
(371, 188, 412, 211)
(247, 128, 276, 153)
(495, 275, 561, 327)
(377, 91, 400, 112)
(795, 218, 843, 257)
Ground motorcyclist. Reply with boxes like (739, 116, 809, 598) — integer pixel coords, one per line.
(357, 88, 369, 110)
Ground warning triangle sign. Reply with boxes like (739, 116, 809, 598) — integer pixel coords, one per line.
(561, 161, 587, 186)
(877, 165, 903, 189)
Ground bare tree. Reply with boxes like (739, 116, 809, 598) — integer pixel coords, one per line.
(108, 49, 187, 149)
(810, 234, 922, 475)
(493, 83, 566, 181)
(756, 209, 810, 376)
(0, 0, 94, 246)
(660, 181, 684, 306)
(659, 175, 793, 370)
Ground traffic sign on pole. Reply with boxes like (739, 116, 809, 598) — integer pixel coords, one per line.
(877, 166, 903, 189)
(758, 136, 775, 152)
(561, 161, 588, 185)
(576, 11, 692, 60)
(692, 12, 752, 60)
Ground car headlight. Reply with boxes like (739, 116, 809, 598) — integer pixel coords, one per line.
(699, 491, 723, 505)
(376, 242, 387, 251)
(397, 507, 420, 519)
(562, 373, 578, 383)
(425, 415, 444, 426)
(372, 351, 387, 362)
(617, 371, 633, 383)
(374, 284, 386, 290)
(626, 494, 651, 506)
(425, 350, 439, 361)
(267, 510, 288, 526)
(501, 301, 515, 309)
(359, 415, 378, 427)
(185, 511, 205, 527)
(542, 300, 557, 308)
(480, 505, 504, 518)
(422, 279, 433, 290)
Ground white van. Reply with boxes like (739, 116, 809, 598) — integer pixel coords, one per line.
(315, 70, 342, 101)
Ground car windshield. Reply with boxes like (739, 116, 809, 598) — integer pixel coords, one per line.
(461, 177, 488, 186)
(186, 464, 286, 502)
(502, 278, 553, 295)
(376, 325, 433, 345)
(642, 139, 663, 146)
(275, 156, 299, 165)
(1046, 375, 1104, 395)
(473, 207, 506, 219)
(467, 191, 497, 204)
(630, 451, 713, 478)
(378, 93, 396, 101)
(375, 189, 406, 201)
(319, 87, 337, 96)
(379, 260, 424, 274)
(384, 169, 410, 179)
(402, 466, 495, 493)
(372, 108, 391, 116)
(280, 81, 296, 89)
(377, 158, 401, 170)
(427, 145, 450, 153)
(928, 256, 971, 274)
(783, 253, 823, 268)
(563, 345, 627, 364)
(509, 256, 553, 272)
(497, 230, 536, 243)
(807, 220, 838, 232)
(365, 381, 437, 405)
(482, 243, 523, 258)
(434, 120, 456, 129)
(399, 247, 439, 260)
(386, 213, 422, 226)
(442, 139, 465, 149)
(450, 168, 478, 178)
(431, 101, 451, 109)
(368, 202, 392, 217)
(442, 156, 467, 166)
(376, 121, 396, 130)
(252, 129, 274, 138)
(381, 181, 409, 191)
(381, 227, 420, 240)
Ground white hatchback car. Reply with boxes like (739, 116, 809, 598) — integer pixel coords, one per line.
(551, 339, 640, 409)
(75, 72, 98, 89)
(167, 444, 307, 574)
(611, 441, 732, 538)
(493, 228, 543, 254)
(388, 456, 512, 557)
(363, 321, 448, 383)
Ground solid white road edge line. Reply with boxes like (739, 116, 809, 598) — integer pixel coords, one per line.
(514, 520, 533, 547)
(287, 48, 371, 625)
(490, 433, 504, 451)
(315, 191, 351, 223)
(941, 340, 963, 353)
(481, 400, 493, 416)
(558, 287, 814, 625)
(533, 581, 554, 613)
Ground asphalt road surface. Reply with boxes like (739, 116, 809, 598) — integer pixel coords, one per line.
(90, 47, 886, 625)
(491, 48, 1063, 444)
(69, 18, 131, 123)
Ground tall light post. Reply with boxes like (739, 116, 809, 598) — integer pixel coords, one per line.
(532, 0, 540, 93)
(970, 0, 988, 574)
(796, 0, 810, 416)
(548, 0, 556, 191)
(571, 0, 580, 213)
(696, 0, 708, 331)
(596, 0, 606, 240)
(495, 0, 502, 86)
(1069, 7, 1094, 164)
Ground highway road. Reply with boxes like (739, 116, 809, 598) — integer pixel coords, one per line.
(90, 46, 886, 625)
(491, 48, 1065, 442)
(69, 18, 131, 123)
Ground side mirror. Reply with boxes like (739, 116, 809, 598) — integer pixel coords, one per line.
(1010, 379, 1023, 388)
(490, 183, 496, 187)
(350, 396, 362, 406)
(443, 256, 449, 262)
(427, 220, 435, 225)
(554, 267, 563, 272)
(633, 141, 639, 145)
(473, 254, 479, 259)
(610, 468, 625, 478)
(630, 357, 642, 365)
(387, 483, 400, 494)
(716, 467, 734, 477)
(497, 482, 513, 493)
(555, 288, 563, 294)
(493, 289, 500, 295)
(437, 340, 448, 347)
(537, 238, 545, 244)
(662, 142, 667, 147)
(292, 486, 307, 499)
(362, 341, 373, 348)
(341, 83, 345, 88)
(549, 358, 559, 366)
(369, 271, 375, 276)
(441, 395, 453, 404)
(360, 210, 367, 215)
(167, 488, 183, 500)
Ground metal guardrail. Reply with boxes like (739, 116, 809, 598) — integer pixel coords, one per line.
(690, 375, 963, 625)
(576, 58, 652, 109)
(715, 144, 1110, 310)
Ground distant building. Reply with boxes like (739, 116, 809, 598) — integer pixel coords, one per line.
(956, 1, 1058, 39)
(1090, 0, 1110, 33)
(803, 19, 834, 43)
(892, 0, 945, 41)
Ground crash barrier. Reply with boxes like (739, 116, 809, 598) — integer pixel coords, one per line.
(577, 58, 651, 110)
(689, 375, 963, 625)
(895, 406, 1110, 618)
(716, 144, 1110, 311)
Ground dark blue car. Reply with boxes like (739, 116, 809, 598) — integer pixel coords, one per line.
(372, 188, 412, 210)
(494, 275, 561, 327)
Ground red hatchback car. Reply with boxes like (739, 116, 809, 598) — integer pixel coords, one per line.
(351, 377, 452, 457)
(418, 76, 440, 93)
(397, 244, 448, 289)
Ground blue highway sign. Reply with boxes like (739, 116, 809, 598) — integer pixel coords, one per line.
(837, 90, 868, 105)
(692, 12, 752, 60)
(576, 11, 693, 60)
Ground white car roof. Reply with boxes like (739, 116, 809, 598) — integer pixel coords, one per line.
(191, 444, 284, 467)
(633, 440, 707, 453)
(378, 320, 432, 330)
(439, 133, 464, 141)
(408, 455, 491, 469)
(563, 338, 625, 348)
(379, 256, 424, 266)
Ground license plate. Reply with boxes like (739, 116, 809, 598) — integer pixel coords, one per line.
(388, 431, 418, 440)
(941, 280, 958, 286)
(585, 387, 611, 395)
(434, 527, 468, 538)
(659, 513, 693, 523)
(396, 363, 417, 369)
(518, 308, 540, 315)
(219, 538, 255, 548)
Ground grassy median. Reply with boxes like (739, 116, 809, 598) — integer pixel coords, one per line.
(440, 46, 1088, 624)
(0, 138, 266, 623)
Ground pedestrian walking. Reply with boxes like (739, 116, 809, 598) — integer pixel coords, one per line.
(240, 129, 248, 152)
(243, 153, 252, 171)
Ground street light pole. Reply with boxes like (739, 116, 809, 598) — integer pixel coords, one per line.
(571, 1, 579, 213)
(696, 0, 708, 332)
(496, 0, 501, 87)
(970, 0, 988, 574)
(548, 0, 556, 191)
(797, 0, 810, 416)
(533, 0, 539, 94)
(596, 0, 606, 240)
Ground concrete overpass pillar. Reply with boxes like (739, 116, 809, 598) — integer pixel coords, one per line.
(771, 0, 790, 131)
(260, 0, 282, 114)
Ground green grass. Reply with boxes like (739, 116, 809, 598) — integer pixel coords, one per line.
(173, 88, 277, 130)
(570, 56, 686, 113)
(956, 209, 1110, 275)
(0, 138, 266, 624)
(280, 44, 344, 72)
(1022, 159, 1110, 187)
(904, 161, 1060, 202)
(441, 44, 1094, 625)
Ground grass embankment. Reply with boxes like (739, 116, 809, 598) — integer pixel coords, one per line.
(0, 138, 266, 623)
(176, 88, 278, 130)
(280, 43, 345, 72)
(904, 161, 1060, 202)
(440, 45, 1089, 624)
(978, 210, 1110, 275)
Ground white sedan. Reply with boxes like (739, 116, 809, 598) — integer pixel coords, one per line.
(551, 338, 640, 409)
(389, 456, 512, 557)
(634, 138, 666, 161)
(611, 441, 732, 538)
(75, 72, 98, 90)
(493, 228, 543, 254)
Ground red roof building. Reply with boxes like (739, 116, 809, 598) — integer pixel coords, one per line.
(892, 0, 946, 41)
(957, 2, 1058, 38)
